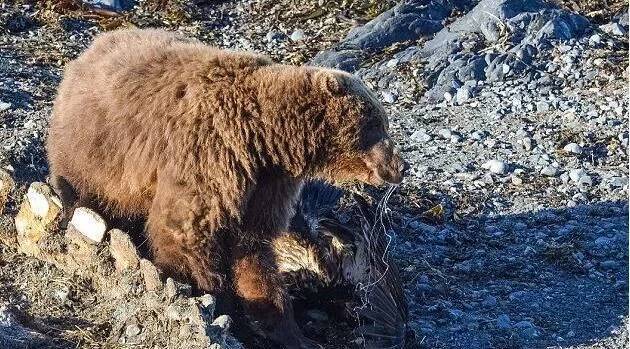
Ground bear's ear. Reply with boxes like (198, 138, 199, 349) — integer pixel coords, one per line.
(313, 70, 345, 96)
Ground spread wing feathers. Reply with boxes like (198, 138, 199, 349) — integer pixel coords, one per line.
(287, 181, 409, 348)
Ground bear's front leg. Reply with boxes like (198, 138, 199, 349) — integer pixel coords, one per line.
(233, 240, 322, 349)
(146, 176, 227, 293)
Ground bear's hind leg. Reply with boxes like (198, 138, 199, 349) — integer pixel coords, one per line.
(146, 180, 227, 293)
(233, 241, 322, 349)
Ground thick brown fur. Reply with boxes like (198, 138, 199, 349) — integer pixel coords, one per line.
(46, 28, 404, 348)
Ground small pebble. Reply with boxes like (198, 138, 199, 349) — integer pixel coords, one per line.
(0, 102, 11, 112)
(563, 143, 583, 154)
(290, 29, 305, 42)
(482, 160, 508, 175)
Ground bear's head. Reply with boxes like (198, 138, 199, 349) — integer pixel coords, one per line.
(312, 69, 407, 186)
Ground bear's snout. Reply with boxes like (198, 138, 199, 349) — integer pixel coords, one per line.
(364, 139, 406, 186)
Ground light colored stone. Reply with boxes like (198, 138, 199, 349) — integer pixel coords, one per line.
(482, 160, 508, 175)
(0, 101, 10, 112)
(109, 229, 140, 272)
(290, 29, 305, 41)
(569, 169, 587, 183)
(14, 183, 62, 257)
(69, 207, 107, 243)
(540, 165, 558, 177)
(26, 182, 61, 218)
(140, 259, 162, 291)
(563, 142, 583, 154)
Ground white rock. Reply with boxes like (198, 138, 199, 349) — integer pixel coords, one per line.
(482, 160, 508, 175)
(410, 129, 431, 142)
(444, 91, 453, 102)
(456, 86, 471, 103)
(522, 137, 533, 151)
(69, 207, 107, 243)
(381, 91, 396, 104)
(540, 165, 558, 177)
(27, 185, 50, 218)
(0, 101, 10, 112)
(290, 29, 305, 42)
(600, 22, 626, 36)
(438, 128, 453, 139)
(569, 169, 587, 183)
(563, 143, 583, 154)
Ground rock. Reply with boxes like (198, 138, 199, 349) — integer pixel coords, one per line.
(539, 165, 558, 177)
(0, 170, 15, 214)
(569, 169, 587, 183)
(588, 34, 601, 45)
(511, 175, 523, 185)
(410, 129, 432, 142)
(456, 86, 472, 103)
(69, 207, 107, 243)
(438, 128, 453, 139)
(514, 320, 539, 338)
(0, 101, 11, 112)
(290, 29, 305, 42)
(496, 314, 511, 329)
(381, 90, 396, 103)
(610, 177, 628, 188)
(265, 31, 285, 42)
(536, 101, 550, 112)
(482, 295, 497, 307)
(482, 160, 508, 175)
(470, 130, 486, 141)
(26, 182, 61, 218)
(165, 278, 192, 301)
(140, 259, 162, 291)
(522, 137, 534, 151)
(600, 22, 626, 36)
(15, 183, 62, 257)
(444, 91, 454, 102)
(211, 315, 232, 331)
(109, 229, 140, 272)
(563, 143, 583, 154)
(125, 323, 141, 337)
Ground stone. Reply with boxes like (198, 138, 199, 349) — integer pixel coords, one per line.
(265, 31, 285, 42)
(109, 229, 140, 272)
(211, 314, 232, 331)
(514, 320, 538, 338)
(26, 182, 61, 218)
(482, 295, 497, 307)
(140, 258, 162, 291)
(482, 160, 508, 175)
(69, 207, 107, 243)
(569, 169, 587, 183)
(410, 129, 432, 142)
(600, 22, 626, 36)
(290, 29, 305, 42)
(456, 86, 472, 103)
(610, 177, 628, 188)
(0, 169, 15, 214)
(15, 183, 62, 257)
(496, 314, 511, 329)
(381, 90, 396, 103)
(563, 143, 583, 154)
(540, 165, 558, 177)
(438, 128, 453, 139)
(0, 101, 10, 112)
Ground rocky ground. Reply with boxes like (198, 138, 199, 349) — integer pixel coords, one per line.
(0, 0, 628, 348)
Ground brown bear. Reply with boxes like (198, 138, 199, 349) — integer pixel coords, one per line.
(46, 28, 405, 348)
